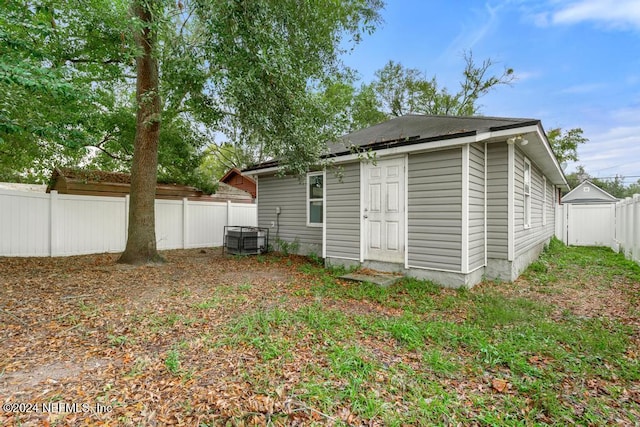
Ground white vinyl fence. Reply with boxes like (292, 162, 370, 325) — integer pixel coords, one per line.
(555, 194, 640, 264)
(555, 203, 616, 247)
(614, 195, 640, 264)
(0, 189, 257, 257)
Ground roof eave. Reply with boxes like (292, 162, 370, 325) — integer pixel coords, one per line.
(244, 120, 569, 192)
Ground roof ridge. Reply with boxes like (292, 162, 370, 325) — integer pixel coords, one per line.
(400, 113, 537, 122)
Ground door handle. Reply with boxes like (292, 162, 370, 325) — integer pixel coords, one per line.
(363, 215, 368, 219)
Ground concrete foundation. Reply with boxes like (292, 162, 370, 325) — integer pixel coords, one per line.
(326, 257, 484, 289)
(327, 238, 550, 288)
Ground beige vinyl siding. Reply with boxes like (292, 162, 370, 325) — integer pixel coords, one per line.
(514, 147, 554, 256)
(257, 174, 322, 252)
(326, 162, 360, 259)
(468, 143, 486, 270)
(407, 148, 462, 271)
(486, 143, 508, 259)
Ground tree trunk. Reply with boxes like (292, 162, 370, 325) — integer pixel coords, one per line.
(118, 1, 163, 265)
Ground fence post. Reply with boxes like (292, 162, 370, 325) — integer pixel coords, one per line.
(626, 198, 633, 257)
(554, 204, 562, 242)
(50, 190, 59, 257)
(566, 204, 573, 245)
(563, 204, 569, 245)
(183, 198, 189, 249)
(227, 200, 232, 227)
(619, 200, 626, 253)
(609, 204, 617, 252)
(615, 201, 621, 252)
(124, 194, 130, 245)
(631, 194, 640, 262)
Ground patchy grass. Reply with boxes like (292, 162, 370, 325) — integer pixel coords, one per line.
(0, 244, 638, 425)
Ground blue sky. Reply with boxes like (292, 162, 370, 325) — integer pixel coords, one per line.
(341, 0, 640, 184)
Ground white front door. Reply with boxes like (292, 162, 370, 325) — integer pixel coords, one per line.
(364, 157, 405, 263)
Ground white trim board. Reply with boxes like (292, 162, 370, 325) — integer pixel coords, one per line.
(461, 144, 470, 273)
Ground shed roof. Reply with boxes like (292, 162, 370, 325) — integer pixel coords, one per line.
(561, 180, 619, 204)
(46, 167, 206, 199)
(220, 168, 256, 185)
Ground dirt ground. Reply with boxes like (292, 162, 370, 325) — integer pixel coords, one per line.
(0, 248, 638, 425)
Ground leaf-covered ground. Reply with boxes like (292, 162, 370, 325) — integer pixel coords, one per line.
(1, 242, 639, 426)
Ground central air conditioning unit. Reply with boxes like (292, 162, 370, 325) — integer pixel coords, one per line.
(223, 226, 269, 255)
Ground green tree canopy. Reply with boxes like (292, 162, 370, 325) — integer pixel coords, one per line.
(207, 50, 515, 168)
(1, 0, 384, 263)
(119, 0, 383, 263)
(0, 1, 128, 181)
(547, 127, 588, 165)
(338, 52, 515, 131)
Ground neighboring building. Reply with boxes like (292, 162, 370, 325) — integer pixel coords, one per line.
(46, 167, 252, 203)
(220, 168, 257, 199)
(561, 180, 618, 204)
(211, 182, 253, 204)
(47, 168, 204, 199)
(556, 180, 618, 248)
(245, 115, 569, 288)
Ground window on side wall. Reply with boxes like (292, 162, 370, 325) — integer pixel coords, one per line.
(524, 158, 531, 229)
(307, 172, 324, 227)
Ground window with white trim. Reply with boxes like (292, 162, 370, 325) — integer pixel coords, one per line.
(307, 172, 324, 227)
(542, 175, 547, 225)
(524, 158, 531, 229)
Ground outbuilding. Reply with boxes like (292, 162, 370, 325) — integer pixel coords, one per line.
(561, 180, 618, 204)
(245, 115, 569, 287)
(557, 180, 619, 247)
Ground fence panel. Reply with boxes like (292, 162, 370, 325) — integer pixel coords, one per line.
(555, 204, 566, 244)
(0, 190, 257, 257)
(613, 195, 640, 265)
(0, 190, 51, 256)
(625, 199, 634, 258)
(53, 193, 127, 256)
(187, 201, 228, 248)
(156, 199, 185, 250)
(566, 204, 616, 247)
(229, 203, 258, 227)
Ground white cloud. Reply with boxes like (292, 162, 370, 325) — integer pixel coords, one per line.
(514, 70, 542, 82)
(611, 106, 640, 122)
(440, 1, 506, 60)
(573, 118, 640, 181)
(532, 12, 550, 27)
(559, 82, 607, 94)
(551, 0, 640, 30)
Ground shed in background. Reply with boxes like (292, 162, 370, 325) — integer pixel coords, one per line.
(561, 180, 618, 204)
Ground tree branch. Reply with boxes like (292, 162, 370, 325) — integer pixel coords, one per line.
(64, 57, 123, 65)
(88, 134, 131, 162)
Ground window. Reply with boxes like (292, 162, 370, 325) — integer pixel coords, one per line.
(307, 172, 324, 227)
(524, 158, 531, 228)
(542, 176, 547, 225)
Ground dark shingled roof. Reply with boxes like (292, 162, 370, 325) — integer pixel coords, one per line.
(245, 115, 540, 171)
(328, 114, 539, 156)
